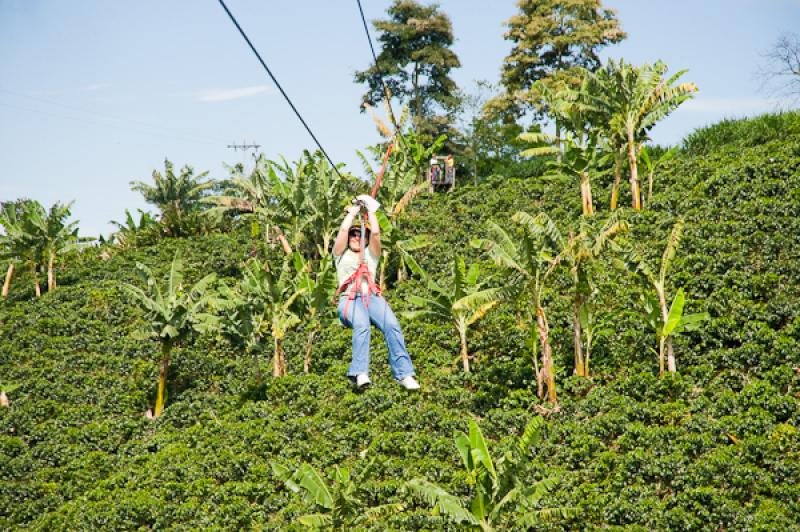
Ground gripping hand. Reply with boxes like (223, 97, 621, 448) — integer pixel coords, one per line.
(356, 194, 381, 213)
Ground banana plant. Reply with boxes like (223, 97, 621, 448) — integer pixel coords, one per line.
(122, 252, 217, 417)
(641, 288, 709, 374)
(474, 212, 562, 402)
(0, 200, 35, 298)
(397, 129, 447, 184)
(560, 213, 628, 377)
(639, 145, 678, 208)
(577, 301, 618, 379)
(624, 219, 709, 374)
(407, 417, 574, 531)
(1, 200, 48, 297)
(360, 146, 432, 290)
(589, 60, 696, 210)
(272, 454, 402, 529)
(205, 154, 284, 254)
(26, 201, 91, 292)
(293, 254, 337, 374)
(375, 210, 431, 291)
(130, 159, 214, 236)
(215, 256, 306, 379)
(362, 100, 445, 186)
(303, 151, 354, 258)
(520, 77, 601, 216)
(214, 277, 266, 383)
(206, 154, 273, 215)
(108, 209, 157, 250)
(1, 200, 88, 297)
(521, 130, 603, 216)
(403, 256, 500, 373)
(262, 156, 312, 255)
(357, 144, 426, 222)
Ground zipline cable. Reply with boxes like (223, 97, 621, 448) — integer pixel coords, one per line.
(216, 0, 344, 179)
(332, 2, 402, 312)
(356, 0, 380, 65)
(355, 0, 400, 133)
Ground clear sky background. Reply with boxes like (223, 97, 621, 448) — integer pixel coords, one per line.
(1, 0, 798, 237)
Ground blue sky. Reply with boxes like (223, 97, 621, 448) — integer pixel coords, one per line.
(1, 0, 797, 237)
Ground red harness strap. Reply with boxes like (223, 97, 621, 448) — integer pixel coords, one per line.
(334, 140, 394, 321)
(335, 262, 382, 322)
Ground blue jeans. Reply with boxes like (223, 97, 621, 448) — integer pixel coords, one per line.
(338, 293, 415, 380)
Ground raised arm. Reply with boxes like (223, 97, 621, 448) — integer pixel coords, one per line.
(367, 209, 381, 257)
(354, 194, 382, 257)
(332, 204, 361, 256)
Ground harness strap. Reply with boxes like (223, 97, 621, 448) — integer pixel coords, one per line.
(336, 262, 382, 322)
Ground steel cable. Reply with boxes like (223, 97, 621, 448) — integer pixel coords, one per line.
(217, 0, 344, 179)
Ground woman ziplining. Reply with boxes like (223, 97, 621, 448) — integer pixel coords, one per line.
(331, 136, 418, 390)
(332, 193, 420, 390)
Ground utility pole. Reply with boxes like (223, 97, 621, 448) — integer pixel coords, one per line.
(227, 140, 261, 174)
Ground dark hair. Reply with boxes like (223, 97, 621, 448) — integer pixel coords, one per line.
(348, 227, 370, 237)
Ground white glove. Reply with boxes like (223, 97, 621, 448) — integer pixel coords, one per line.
(356, 194, 381, 213)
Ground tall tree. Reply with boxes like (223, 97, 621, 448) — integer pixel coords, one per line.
(355, 0, 461, 144)
(487, 0, 625, 128)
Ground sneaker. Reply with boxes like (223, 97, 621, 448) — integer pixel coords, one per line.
(397, 376, 420, 390)
(355, 374, 371, 388)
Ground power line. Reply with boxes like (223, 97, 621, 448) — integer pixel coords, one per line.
(0, 88, 224, 146)
(216, 0, 345, 179)
(0, 101, 221, 147)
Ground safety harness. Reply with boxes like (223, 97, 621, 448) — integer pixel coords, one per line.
(334, 141, 394, 321)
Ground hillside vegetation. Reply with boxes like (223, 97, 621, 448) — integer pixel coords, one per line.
(2, 112, 800, 530)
